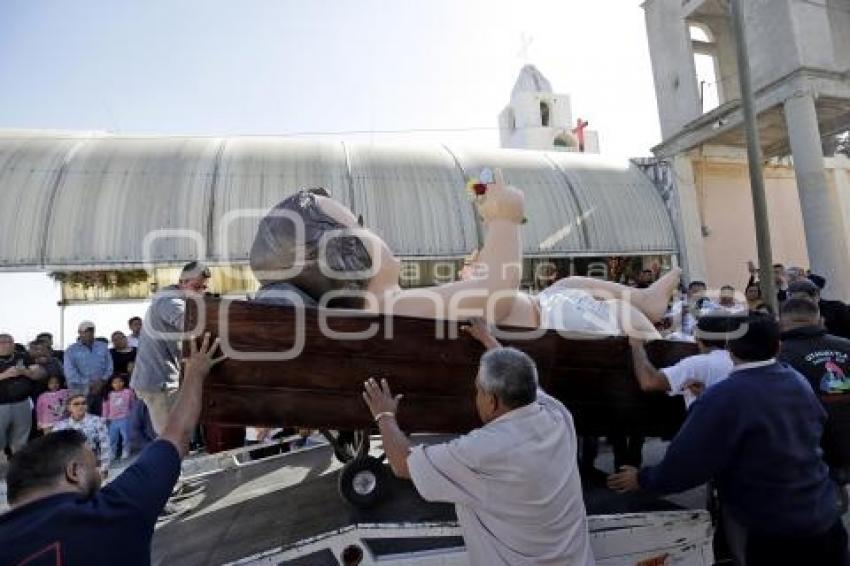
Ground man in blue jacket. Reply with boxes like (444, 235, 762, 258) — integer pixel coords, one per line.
(64, 320, 113, 414)
(608, 314, 847, 566)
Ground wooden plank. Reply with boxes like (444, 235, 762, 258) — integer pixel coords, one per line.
(188, 297, 696, 436)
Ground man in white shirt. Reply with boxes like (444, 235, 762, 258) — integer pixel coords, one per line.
(362, 319, 594, 566)
(631, 314, 735, 407)
(665, 281, 712, 341)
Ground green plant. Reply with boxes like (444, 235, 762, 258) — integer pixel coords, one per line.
(48, 269, 151, 289)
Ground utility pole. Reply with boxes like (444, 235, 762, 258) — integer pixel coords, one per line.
(730, 0, 777, 312)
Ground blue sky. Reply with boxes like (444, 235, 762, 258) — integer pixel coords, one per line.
(0, 0, 662, 345)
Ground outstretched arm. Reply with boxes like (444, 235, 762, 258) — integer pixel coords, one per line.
(462, 317, 501, 350)
(363, 378, 411, 479)
(391, 169, 525, 322)
(160, 333, 226, 457)
(630, 338, 671, 392)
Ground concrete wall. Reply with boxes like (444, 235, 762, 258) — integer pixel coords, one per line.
(699, 15, 740, 103)
(644, 0, 703, 139)
(583, 131, 600, 154)
(744, 0, 800, 92)
(828, 0, 850, 71)
(501, 90, 585, 151)
(789, 0, 839, 70)
(498, 107, 514, 147)
(695, 158, 810, 290)
(683, 153, 850, 299)
(505, 126, 565, 150)
(509, 92, 572, 130)
(830, 156, 850, 275)
(646, 0, 845, 143)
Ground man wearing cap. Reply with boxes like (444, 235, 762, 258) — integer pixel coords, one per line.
(131, 261, 210, 434)
(63, 322, 113, 414)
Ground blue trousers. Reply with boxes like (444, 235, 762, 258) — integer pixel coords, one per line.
(108, 418, 131, 459)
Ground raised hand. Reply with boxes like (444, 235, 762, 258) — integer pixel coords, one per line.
(362, 377, 403, 419)
(461, 317, 501, 350)
(475, 168, 525, 225)
(184, 332, 226, 380)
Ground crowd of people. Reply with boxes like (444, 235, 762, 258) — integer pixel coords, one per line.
(2, 172, 850, 566)
(0, 318, 152, 478)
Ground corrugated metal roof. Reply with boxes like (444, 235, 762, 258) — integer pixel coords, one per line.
(0, 130, 676, 271)
(347, 143, 478, 257)
(547, 152, 678, 255)
(449, 147, 587, 256)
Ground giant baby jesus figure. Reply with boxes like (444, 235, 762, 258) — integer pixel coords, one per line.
(249, 171, 680, 337)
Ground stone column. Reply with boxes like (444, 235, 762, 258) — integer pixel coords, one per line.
(671, 153, 708, 283)
(833, 155, 850, 252)
(784, 93, 850, 301)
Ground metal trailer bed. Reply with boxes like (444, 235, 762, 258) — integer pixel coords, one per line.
(152, 437, 713, 566)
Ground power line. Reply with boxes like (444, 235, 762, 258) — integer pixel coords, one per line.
(0, 123, 585, 141)
(271, 125, 501, 137)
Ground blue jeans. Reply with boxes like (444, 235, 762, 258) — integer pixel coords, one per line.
(108, 418, 131, 459)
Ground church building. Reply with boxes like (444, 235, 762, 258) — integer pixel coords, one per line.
(499, 65, 600, 154)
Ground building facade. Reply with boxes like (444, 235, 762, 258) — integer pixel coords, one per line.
(643, 0, 850, 298)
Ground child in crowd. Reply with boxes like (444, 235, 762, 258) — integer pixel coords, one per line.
(54, 393, 111, 477)
(102, 374, 136, 460)
(35, 375, 69, 433)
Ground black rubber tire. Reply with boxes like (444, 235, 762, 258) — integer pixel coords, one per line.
(324, 430, 369, 464)
(338, 456, 387, 508)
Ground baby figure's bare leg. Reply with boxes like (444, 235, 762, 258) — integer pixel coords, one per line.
(608, 299, 661, 340)
(550, 267, 681, 323)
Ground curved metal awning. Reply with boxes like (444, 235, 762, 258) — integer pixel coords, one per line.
(0, 130, 676, 271)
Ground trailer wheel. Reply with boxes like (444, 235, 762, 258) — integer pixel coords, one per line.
(338, 456, 386, 508)
(321, 430, 369, 464)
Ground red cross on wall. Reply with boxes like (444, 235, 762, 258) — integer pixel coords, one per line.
(571, 118, 589, 152)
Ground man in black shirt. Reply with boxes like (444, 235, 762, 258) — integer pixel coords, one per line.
(779, 298, 850, 485)
(1, 333, 46, 455)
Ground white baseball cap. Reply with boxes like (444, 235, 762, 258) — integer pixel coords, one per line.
(78, 321, 96, 332)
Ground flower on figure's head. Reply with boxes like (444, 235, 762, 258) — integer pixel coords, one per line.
(463, 168, 528, 224)
(466, 179, 488, 198)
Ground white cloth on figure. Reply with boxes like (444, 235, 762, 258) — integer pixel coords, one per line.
(662, 348, 734, 407)
(407, 390, 595, 566)
(536, 287, 619, 333)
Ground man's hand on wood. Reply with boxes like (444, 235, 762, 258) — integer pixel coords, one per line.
(184, 332, 226, 380)
(362, 377, 402, 419)
(462, 317, 501, 350)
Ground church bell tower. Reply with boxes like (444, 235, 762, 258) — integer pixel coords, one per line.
(498, 64, 599, 153)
